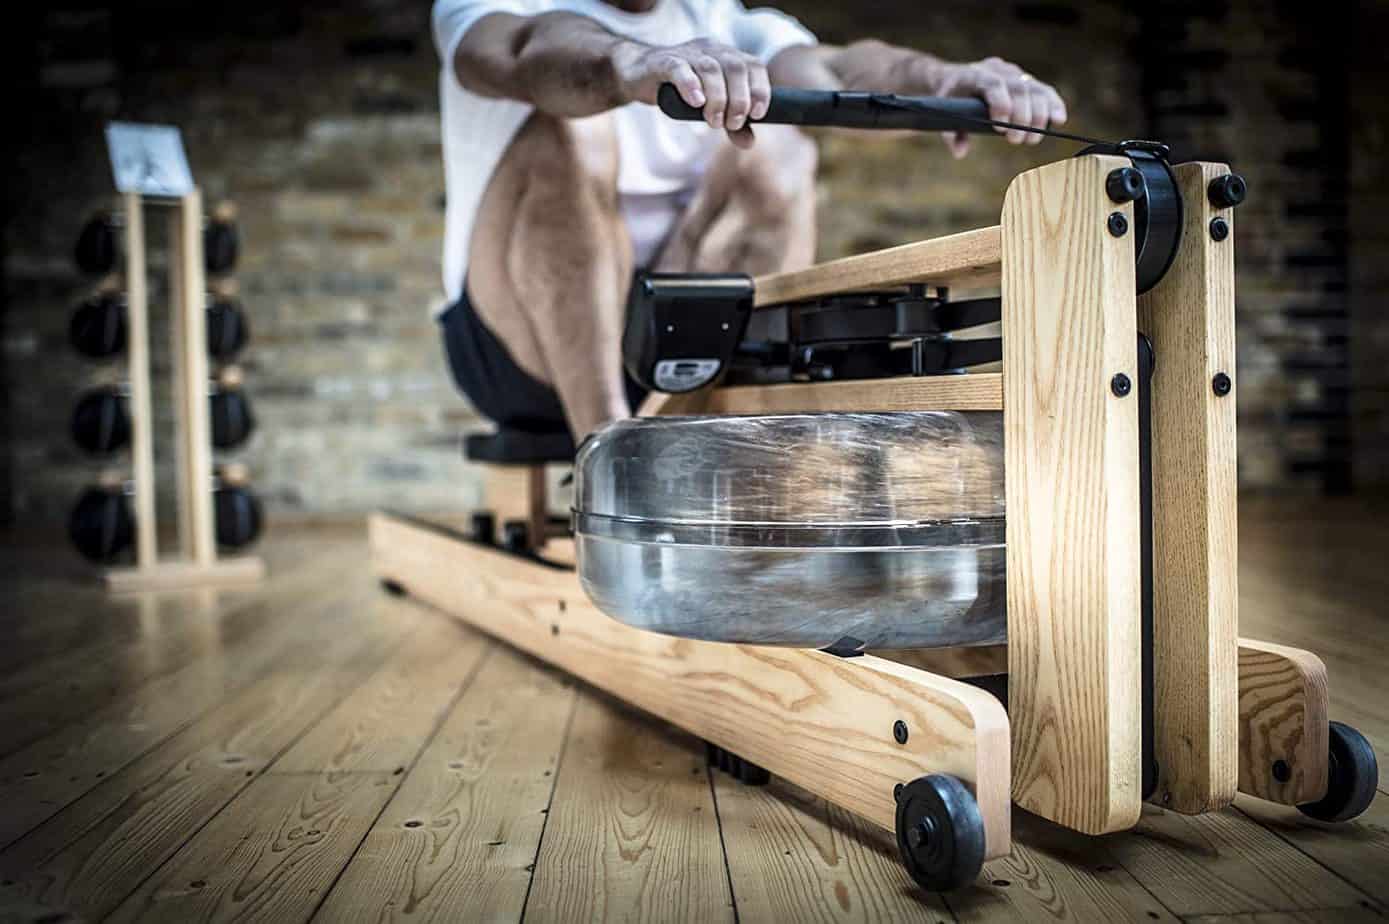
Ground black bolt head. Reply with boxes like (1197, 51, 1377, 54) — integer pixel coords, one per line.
(1208, 173, 1247, 209)
(907, 819, 934, 849)
(1111, 373, 1132, 397)
(1212, 372, 1232, 396)
(893, 720, 909, 744)
(894, 782, 904, 801)
(1272, 759, 1292, 783)
(1107, 212, 1128, 237)
(1209, 217, 1230, 242)
(1106, 166, 1146, 203)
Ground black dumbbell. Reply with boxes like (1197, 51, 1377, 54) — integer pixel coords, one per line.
(214, 462, 263, 548)
(204, 203, 239, 274)
(206, 296, 249, 359)
(69, 478, 135, 563)
(69, 292, 127, 359)
(211, 366, 256, 449)
(75, 212, 120, 276)
(71, 387, 130, 454)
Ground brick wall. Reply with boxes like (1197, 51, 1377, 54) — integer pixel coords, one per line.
(0, 1, 1382, 533)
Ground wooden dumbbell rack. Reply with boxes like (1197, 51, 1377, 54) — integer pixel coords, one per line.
(368, 153, 1368, 888)
(103, 189, 264, 592)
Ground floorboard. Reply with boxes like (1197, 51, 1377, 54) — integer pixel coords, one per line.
(0, 502, 1382, 922)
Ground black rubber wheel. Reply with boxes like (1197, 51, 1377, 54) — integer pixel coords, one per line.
(704, 741, 770, 786)
(1298, 721, 1379, 823)
(471, 511, 496, 545)
(895, 774, 986, 892)
(502, 520, 529, 553)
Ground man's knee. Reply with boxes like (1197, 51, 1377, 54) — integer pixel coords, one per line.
(736, 126, 818, 220)
(506, 111, 620, 195)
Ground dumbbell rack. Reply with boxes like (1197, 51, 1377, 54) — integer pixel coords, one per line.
(103, 189, 264, 591)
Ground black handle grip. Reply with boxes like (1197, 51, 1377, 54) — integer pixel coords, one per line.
(656, 83, 993, 134)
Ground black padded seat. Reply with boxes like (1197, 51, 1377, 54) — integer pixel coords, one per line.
(464, 427, 575, 465)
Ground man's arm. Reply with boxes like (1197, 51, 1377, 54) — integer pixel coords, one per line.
(769, 41, 1068, 157)
(453, 11, 771, 145)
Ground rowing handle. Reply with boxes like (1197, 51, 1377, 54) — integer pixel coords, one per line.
(656, 83, 993, 134)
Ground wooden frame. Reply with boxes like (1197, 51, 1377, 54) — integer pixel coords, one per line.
(103, 191, 264, 592)
(373, 153, 1341, 870)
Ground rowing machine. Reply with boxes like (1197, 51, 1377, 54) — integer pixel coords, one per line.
(371, 85, 1373, 893)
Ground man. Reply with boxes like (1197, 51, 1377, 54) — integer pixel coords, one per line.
(433, 0, 1068, 439)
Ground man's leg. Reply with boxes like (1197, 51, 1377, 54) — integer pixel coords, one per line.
(468, 112, 632, 439)
(654, 124, 818, 276)
(468, 116, 818, 438)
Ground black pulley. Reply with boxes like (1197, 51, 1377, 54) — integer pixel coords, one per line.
(69, 293, 127, 358)
(69, 487, 134, 563)
(204, 219, 239, 274)
(1079, 142, 1183, 294)
(75, 214, 118, 276)
(210, 389, 255, 449)
(206, 298, 249, 359)
(214, 485, 263, 548)
(71, 388, 130, 454)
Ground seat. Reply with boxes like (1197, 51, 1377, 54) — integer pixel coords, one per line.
(464, 427, 575, 465)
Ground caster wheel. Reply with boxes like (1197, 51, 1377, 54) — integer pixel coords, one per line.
(704, 741, 770, 786)
(471, 511, 496, 545)
(895, 774, 985, 892)
(502, 521, 529, 553)
(1298, 721, 1379, 823)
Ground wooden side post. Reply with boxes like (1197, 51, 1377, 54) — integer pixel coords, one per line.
(1237, 638, 1329, 806)
(122, 192, 158, 569)
(1136, 162, 1241, 813)
(172, 191, 217, 566)
(1002, 155, 1143, 834)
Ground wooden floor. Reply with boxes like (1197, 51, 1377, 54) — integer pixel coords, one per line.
(0, 499, 1386, 923)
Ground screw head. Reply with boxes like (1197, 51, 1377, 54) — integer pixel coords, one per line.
(1272, 759, 1292, 783)
(1111, 373, 1132, 397)
(1106, 166, 1146, 203)
(1208, 173, 1247, 209)
(893, 720, 909, 744)
(1209, 217, 1230, 241)
(1107, 212, 1129, 237)
(1212, 372, 1232, 396)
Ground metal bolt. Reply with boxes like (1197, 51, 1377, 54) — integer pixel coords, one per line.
(908, 818, 934, 849)
(1272, 759, 1291, 783)
(1212, 372, 1232, 396)
(1111, 373, 1132, 397)
(1107, 212, 1128, 237)
(1207, 173, 1247, 209)
(1209, 217, 1229, 241)
(893, 720, 909, 744)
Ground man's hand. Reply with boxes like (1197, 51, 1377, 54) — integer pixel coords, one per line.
(611, 38, 771, 148)
(931, 56, 1067, 158)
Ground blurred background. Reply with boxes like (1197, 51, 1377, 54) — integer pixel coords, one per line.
(1, 0, 1384, 533)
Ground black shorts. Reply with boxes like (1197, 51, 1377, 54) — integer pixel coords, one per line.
(438, 282, 647, 435)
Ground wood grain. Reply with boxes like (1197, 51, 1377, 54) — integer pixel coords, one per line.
(642, 374, 1003, 418)
(103, 611, 488, 923)
(124, 191, 157, 567)
(525, 692, 732, 923)
(1108, 804, 1371, 916)
(1237, 640, 1329, 806)
(1001, 154, 1142, 835)
(1233, 791, 1389, 909)
(713, 773, 950, 921)
(315, 644, 577, 922)
(0, 561, 379, 847)
(753, 226, 1001, 307)
(1137, 161, 1241, 815)
(950, 812, 1177, 922)
(370, 512, 1013, 859)
(0, 586, 412, 921)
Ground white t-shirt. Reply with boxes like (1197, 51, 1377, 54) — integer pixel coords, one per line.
(431, 0, 816, 307)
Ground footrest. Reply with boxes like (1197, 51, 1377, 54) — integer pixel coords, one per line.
(464, 427, 574, 465)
